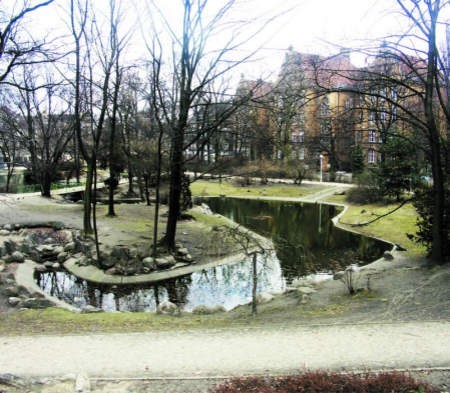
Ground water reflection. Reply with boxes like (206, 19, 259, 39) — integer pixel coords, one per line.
(35, 252, 285, 312)
(203, 198, 391, 282)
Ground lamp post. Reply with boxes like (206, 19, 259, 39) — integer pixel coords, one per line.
(319, 154, 323, 182)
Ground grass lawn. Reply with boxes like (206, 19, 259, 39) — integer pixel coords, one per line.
(191, 179, 325, 198)
(325, 195, 425, 256)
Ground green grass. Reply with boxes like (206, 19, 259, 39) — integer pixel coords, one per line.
(327, 195, 425, 256)
(191, 179, 324, 198)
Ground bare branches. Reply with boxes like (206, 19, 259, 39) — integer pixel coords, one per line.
(0, 0, 55, 82)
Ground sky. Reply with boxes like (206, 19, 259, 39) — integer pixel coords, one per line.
(9, 0, 428, 82)
(128, 0, 406, 81)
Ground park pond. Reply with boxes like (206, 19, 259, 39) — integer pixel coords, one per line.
(34, 198, 391, 312)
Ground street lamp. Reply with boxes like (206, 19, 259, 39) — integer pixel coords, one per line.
(319, 154, 323, 182)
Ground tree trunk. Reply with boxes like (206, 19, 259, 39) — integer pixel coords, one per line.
(107, 175, 116, 217)
(424, 5, 445, 262)
(83, 162, 94, 234)
(5, 164, 13, 193)
(40, 171, 52, 198)
(127, 169, 134, 194)
(165, 142, 183, 250)
(144, 175, 150, 206)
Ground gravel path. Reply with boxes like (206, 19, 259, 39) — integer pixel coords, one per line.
(1, 321, 449, 378)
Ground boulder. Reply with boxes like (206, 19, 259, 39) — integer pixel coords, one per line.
(110, 246, 130, 262)
(8, 297, 22, 307)
(333, 271, 345, 280)
(181, 254, 194, 263)
(53, 246, 64, 255)
(124, 266, 137, 276)
(0, 229, 10, 236)
(297, 286, 317, 295)
(383, 251, 394, 260)
(21, 297, 53, 309)
(19, 236, 35, 255)
(35, 264, 48, 273)
(36, 244, 58, 259)
(64, 242, 76, 252)
(156, 301, 179, 315)
(60, 230, 74, 243)
(7, 251, 25, 263)
(176, 248, 189, 256)
(3, 224, 13, 231)
(3, 239, 17, 255)
(52, 262, 61, 270)
(57, 252, 69, 263)
(192, 305, 215, 315)
(256, 292, 274, 304)
(105, 267, 117, 275)
(142, 257, 155, 270)
(101, 259, 116, 269)
(44, 261, 54, 268)
(0, 263, 4, 273)
(155, 256, 176, 269)
(81, 305, 103, 313)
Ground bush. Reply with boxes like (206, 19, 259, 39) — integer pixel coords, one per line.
(232, 159, 309, 184)
(345, 186, 383, 204)
(212, 371, 438, 393)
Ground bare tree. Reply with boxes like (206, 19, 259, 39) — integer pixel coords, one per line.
(68, 0, 128, 235)
(0, 0, 55, 83)
(141, 0, 273, 251)
(0, 93, 22, 192)
(11, 66, 73, 197)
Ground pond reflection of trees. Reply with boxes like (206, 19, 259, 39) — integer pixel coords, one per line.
(204, 198, 391, 283)
(35, 251, 285, 313)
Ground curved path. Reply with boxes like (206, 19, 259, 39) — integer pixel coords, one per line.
(1, 321, 449, 378)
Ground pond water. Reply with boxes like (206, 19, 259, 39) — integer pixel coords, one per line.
(35, 198, 391, 312)
(203, 198, 391, 283)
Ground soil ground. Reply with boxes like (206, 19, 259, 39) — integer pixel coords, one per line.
(0, 184, 449, 392)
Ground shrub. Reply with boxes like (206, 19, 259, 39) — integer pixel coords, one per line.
(345, 186, 382, 204)
(212, 371, 438, 393)
(232, 159, 309, 184)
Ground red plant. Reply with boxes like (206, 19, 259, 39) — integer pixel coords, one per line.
(212, 371, 439, 393)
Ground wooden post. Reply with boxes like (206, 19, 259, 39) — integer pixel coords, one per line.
(252, 252, 258, 315)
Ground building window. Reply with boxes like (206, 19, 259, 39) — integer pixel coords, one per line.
(299, 131, 304, 143)
(368, 130, 376, 143)
(368, 149, 376, 164)
(291, 132, 298, 143)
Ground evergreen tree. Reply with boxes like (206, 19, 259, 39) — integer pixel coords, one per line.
(376, 135, 417, 201)
(350, 145, 365, 177)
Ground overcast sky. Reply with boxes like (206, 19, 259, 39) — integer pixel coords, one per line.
(21, 0, 425, 82)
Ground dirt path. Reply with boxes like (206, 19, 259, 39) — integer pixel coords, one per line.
(1, 321, 449, 378)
